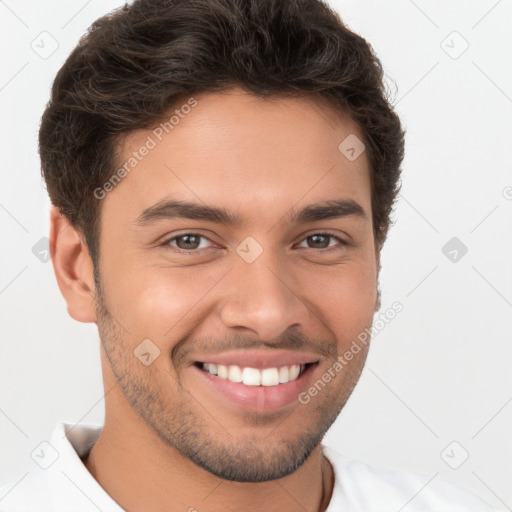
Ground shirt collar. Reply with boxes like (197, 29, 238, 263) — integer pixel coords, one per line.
(46, 422, 124, 511)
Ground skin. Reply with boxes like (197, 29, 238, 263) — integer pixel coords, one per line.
(50, 87, 380, 512)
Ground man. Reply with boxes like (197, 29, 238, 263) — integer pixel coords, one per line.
(0, 0, 500, 510)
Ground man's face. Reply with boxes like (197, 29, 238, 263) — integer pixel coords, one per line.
(94, 88, 379, 482)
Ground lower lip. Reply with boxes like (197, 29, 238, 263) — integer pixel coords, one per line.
(191, 363, 318, 412)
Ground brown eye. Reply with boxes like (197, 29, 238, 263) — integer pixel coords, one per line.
(307, 234, 331, 249)
(166, 233, 212, 251)
(297, 233, 345, 250)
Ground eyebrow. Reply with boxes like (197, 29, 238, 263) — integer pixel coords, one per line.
(135, 198, 367, 227)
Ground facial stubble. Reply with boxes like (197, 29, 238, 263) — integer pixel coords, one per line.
(93, 281, 369, 483)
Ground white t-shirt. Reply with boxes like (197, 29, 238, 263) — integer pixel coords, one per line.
(0, 422, 501, 511)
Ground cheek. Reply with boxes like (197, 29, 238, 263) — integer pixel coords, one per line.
(300, 259, 377, 347)
(107, 266, 221, 340)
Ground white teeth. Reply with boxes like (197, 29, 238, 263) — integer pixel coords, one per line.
(289, 364, 301, 381)
(200, 362, 308, 386)
(278, 366, 289, 383)
(242, 367, 261, 386)
(228, 365, 243, 383)
(261, 368, 279, 386)
(217, 364, 228, 379)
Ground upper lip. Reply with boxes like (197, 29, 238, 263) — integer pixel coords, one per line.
(190, 350, 320, 370)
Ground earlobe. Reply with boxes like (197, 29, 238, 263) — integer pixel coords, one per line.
(49, 207, 98, 323)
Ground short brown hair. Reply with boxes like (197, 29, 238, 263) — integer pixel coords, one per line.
(39, 0, 405, 267)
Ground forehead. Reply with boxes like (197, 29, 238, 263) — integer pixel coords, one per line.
(103, 89, 371, 226)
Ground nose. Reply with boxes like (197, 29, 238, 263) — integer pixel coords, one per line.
(218, 251, 310, 342)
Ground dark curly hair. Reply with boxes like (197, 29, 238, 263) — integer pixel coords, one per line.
(39, 0, 405, 268)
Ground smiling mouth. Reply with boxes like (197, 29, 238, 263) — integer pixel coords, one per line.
(194, 361, 316, 387)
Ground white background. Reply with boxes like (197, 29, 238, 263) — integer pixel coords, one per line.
(1, 0, 511, 509)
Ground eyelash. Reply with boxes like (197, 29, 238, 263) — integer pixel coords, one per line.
(162, 231, 347, 253)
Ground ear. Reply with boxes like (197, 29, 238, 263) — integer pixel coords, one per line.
(50, 207, 97, 323)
